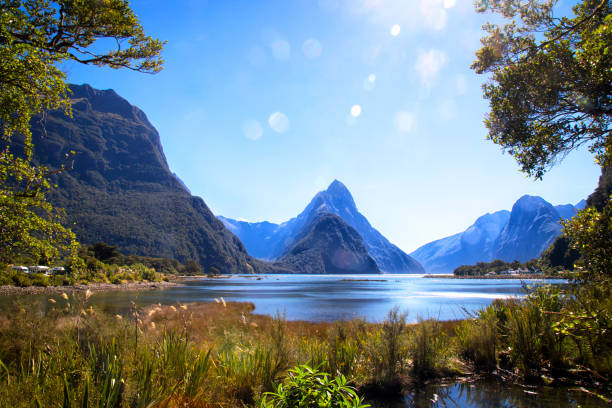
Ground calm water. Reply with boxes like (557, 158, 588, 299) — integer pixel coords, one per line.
(55, 274, 564, 322)
(390, 380, 607, 407)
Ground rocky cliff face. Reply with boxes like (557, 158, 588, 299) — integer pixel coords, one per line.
(277, 213, 380, 274)
(220, 180, 424, 273)
(27, 84, 267, 274)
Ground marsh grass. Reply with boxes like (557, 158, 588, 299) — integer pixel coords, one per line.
(0, 284, 610, 407)
(456, 307, 498, 371)
(408, 318, 457, 380)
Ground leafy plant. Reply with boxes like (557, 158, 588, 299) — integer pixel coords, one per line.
(261, 365, 369, 408)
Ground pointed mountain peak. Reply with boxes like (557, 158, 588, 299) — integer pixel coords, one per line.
(303, 180, 357, 213)
(326, 179, 351, 196)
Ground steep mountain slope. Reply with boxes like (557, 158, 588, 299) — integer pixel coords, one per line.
(495, 195, 563, 262)
(410, 210, 510, 274)
(411, 196, 585, 273)
(277, 213, 380, 274)
(219, 180, 424, 273)
(26, 84, 267, 274)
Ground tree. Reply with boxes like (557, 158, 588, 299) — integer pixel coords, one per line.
(0, 0, 164, 267)
(0, 147, 80, 266)
(472, 0, 611, 179)
(562, 195, 612, 281)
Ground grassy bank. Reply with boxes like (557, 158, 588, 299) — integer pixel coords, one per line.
(0, 280, 180, 296)
(0, 283, 610, 407)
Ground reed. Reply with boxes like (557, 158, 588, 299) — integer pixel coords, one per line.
(408, 318, 455, 380)
(455, 306, 498, 370)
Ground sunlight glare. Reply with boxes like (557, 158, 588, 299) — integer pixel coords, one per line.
(270, 40, 291, 60)
(363, 74, 376, 91)
(268, 112, 290, 133)
(390, 24, 401, 36)
(394, 111, 416, 133)
(350, 104, 362, 117)
(303, 38, 322, 59)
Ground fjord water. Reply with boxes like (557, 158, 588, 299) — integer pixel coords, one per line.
(84, 274, 562, 322)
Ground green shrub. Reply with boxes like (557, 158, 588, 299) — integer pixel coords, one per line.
(456, 306, 498, 370)
(261, 365, 369, 408)
(408, 318, 454, 380)
(11, 272, 31, 287)
(30, 273, 49, 287)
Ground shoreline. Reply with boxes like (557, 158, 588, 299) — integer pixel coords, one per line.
(0, 280, 182, 296)
(423, 274, 562, 279)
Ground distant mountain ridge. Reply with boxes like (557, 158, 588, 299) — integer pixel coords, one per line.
(410, 195, 585, 274)
(219, 180, 424, 273)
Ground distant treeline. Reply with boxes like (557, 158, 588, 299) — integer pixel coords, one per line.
(81, 242, 204, 275)
(1, 243, 209, 288)
(453, 259, 541, 276)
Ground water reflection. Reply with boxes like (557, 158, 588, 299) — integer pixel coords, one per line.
(392, 380, 607, 408)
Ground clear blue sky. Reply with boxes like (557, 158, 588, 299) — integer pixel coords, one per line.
(65, 0, 600, 253)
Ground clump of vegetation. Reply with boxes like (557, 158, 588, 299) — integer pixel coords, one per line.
(408, 318, 457, 380)
(456, 307, 498, 371)
(261, 365, 369, 408)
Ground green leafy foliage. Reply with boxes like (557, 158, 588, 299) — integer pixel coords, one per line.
(0, 0, 164, 273)
(0, 0, 164, 142)
(473, 0, 611, 179)
(562, 195, 612, 282)
(0, 147, 80, 268)
(261, 365, 369, 408)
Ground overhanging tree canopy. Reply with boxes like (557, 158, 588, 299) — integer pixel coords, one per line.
(472, 0, 611, 179)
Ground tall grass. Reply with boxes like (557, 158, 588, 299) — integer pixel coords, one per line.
(0, 285, 610, 407)
(408, 318, 456, 380)
(456, 306, 498, 370)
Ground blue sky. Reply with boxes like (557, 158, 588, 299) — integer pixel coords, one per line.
(64, 0, 600, 253)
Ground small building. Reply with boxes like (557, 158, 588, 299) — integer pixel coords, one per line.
(28, 266, 50, 275)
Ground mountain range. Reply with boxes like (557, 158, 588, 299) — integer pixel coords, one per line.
(20, 84, 381, 274)
(410, 196, 586, 273)
(18, 84, 588, 275)
(219, 180, 425, 273)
